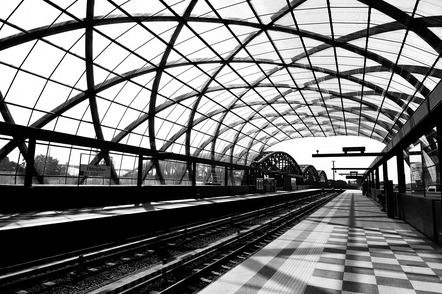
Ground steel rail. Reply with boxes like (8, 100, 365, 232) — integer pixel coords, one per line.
(0, 192, 325, 292)
(97, 192, 338, 294)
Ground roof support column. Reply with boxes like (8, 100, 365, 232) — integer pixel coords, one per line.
(383, 161, 389, 190)
(437, 121, 442, 243)
(371, 170, 375, 188)
(362, 176, 366, 196)
(24, 138, 36, 188)
(382, 160, 396, 218)
(397, 150, 406, 193)
(365, 174, 370, 193)
(192, 161, 196, 187)
(375, 167, 380, 189)
(437, 121, 442, 198)
(137, 154, 143, 188)
(225, 167, 228, 187)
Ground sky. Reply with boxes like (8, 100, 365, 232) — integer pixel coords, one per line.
(267, 135, 410, 184)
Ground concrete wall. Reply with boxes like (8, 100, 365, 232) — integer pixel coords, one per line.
(396, 193, 441, 243)
(0, 185, 253, 212)
(365, 186, 442, 245)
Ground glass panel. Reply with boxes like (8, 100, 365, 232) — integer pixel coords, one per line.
(416, 0, 442, 17)
(383, 0, 418, 15)
(115, 0, 167, 16)
(2, 0, 442, 187)
(6, 71, 47, 110)
(269, 31, 304, 64)
(329, 6, 368, 38)
(212, 0, 257, 22)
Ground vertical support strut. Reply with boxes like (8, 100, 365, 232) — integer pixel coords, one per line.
(397, 150, 406, 193)
(24, 138, 36, 188)
(437, 122, 442, 243)
(137, 154, 143, 188)
(375, 167, 380, 189)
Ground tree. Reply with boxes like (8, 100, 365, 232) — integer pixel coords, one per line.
(1, 157, 10, 171)
(33, 154, 68, 176)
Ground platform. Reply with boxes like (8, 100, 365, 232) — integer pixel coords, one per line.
(0, 189, 324, 267)
(0, 189, 318, 231)
(198, 189, 442, 294)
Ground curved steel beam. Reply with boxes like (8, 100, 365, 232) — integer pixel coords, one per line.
(0, 9, 438, 168)
(1, 13, 437, 103)
(0, 60, 422, 168)
(78, 0, 119, 185)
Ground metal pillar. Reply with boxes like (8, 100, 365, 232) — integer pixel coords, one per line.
(366, 173, 370, 192)
(224, 167, 228, 187)
(375, 167, 380, 189)
(383, 161, 388, 192)
(192, 161, 199, 197)
(24, 138, 36, 188)
(437, 122, 442, 243)
(397, 150, 406, 193)
(192, 161, 196, 187)
(385, 180, 395, 218)
(363, 176, 368, 196)
(438, 122, 442, 198)
(137, 154, 143, 188)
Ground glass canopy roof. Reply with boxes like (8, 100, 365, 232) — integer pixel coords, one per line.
(1, 0, 442, 167)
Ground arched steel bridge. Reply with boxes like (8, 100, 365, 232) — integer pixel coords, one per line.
(245, 151, 328, 189)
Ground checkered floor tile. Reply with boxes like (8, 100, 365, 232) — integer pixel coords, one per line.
(305, 227, 442, 294)
(198, 191, 442, 294)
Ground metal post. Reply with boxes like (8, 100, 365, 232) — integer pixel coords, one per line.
(225, 166, 228, 187)
(366, 173, 370, 191)
(385, 180, 395, 218)
(192, 161, 196, 187)
(436, 123, 442, 197)
(421, 142, 426, 197)
(332, 160, 335, 190)
(137, 154, 143, 188)
(375, 167, 380, 189)
(437, 122, 442, 243)
(397, 150, 406, 193)
(192, 161, 198, 197)
(383, 161, 388, 193)
(24, 137, 36, 188)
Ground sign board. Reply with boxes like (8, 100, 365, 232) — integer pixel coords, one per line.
(410, 162, 422, 181)
(79, 164, 111, 177)
(256, 178, 264, 191)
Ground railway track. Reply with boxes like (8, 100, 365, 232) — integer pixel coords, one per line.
(92, 191, 338, 294)
(0, 191, 337, 294)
